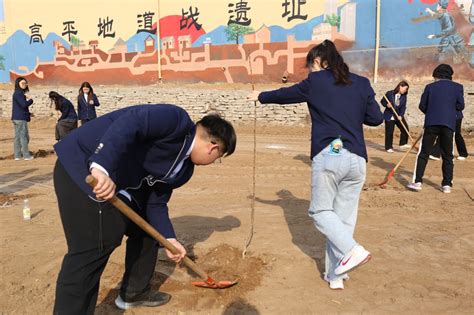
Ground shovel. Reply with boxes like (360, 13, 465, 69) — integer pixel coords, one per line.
(86, 175, 237, 289)
(378, 133, 422, 188)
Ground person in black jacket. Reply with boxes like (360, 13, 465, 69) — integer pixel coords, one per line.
(248, 40, 383, 290)
(380, 81, 411, 152)
(49, 91, 78, 141)
(407, 64, 464, 193)
(52, 104, 236, 313)
(77, 81, 100, 125)
(11, 77, 34, 160)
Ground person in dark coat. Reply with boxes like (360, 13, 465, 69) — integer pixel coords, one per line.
(11, 77, 34, 160)
(248, 39, 383, 290)
(380, 81, 411, 152)
(407, 64, 464, 193)
(49, 91, 78, 141)
(77, 81, 100, 125)
(52, 104, 236, 314)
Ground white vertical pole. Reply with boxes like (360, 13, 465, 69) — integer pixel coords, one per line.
(156, 0, 162, 83)
(374, 0, 381, 83)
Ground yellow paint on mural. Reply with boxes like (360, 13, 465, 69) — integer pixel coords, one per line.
(3, 0, 348, 49)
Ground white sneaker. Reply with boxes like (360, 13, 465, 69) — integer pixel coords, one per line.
(457, 156, 467, 161)
(325, 274, 349, 290)
(386, 149, 394, 153)
(407, 182, 422, 191)
(24, 156, 34, 161)
(14, 157, 20, 161)
(329, 278, 344, 290)
(429, 155, 440, 161)
(400, 144, 411, 150)
(335, 245, 372, 276)
(441, 185, 451, 193)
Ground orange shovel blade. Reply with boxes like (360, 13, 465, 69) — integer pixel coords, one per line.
(191, 276, 238, 289)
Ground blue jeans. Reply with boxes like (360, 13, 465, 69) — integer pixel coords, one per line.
(12, 120, 32, 159)
(308, 147, 366, 281)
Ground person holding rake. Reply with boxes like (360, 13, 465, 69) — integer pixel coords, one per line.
(380, 81, 411, 153)
(248, 40, 383, 290)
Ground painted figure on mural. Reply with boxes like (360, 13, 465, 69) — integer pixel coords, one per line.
(425, 0, 469, 63)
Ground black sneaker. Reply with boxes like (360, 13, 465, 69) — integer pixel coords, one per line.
(115, 291, 171, 310)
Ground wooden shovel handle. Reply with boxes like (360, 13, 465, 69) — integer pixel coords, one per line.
(85, 175, 210, 281)
(392, 133, 423, 173)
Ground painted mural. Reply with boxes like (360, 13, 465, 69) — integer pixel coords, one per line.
(0, 0, 472, 85)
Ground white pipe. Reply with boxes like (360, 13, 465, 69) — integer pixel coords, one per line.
(374, 0, 381, 83)
(156, 0, 162, 83)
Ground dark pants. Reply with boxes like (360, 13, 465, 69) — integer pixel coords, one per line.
(81, 118, 94, 126)
(56, 119, 78, 141)
(384, 117, 409, 150)
(431, 119, 468, 158)
(53, 160, 158, 315)
(414, 126, 454, 187)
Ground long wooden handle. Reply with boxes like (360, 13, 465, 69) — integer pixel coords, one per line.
(392, 133, 422, 173)
(383, 94, 414, 143)
(85, 175, 210, 281)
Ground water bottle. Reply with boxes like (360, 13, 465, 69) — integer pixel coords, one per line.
(23, 199, 31, 221)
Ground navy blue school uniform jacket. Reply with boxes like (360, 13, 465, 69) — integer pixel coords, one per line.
(419, 79, 464, 131)
(11, 90, 33, 121)
(54, 104, 196, 238)
(258, 69, 383, 161)
(58, 96, 78, 121)
(77, 93, 100, 120)
(380, 90, 407, 121)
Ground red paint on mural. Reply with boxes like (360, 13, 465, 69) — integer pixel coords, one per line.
(154, 16, 206, 48)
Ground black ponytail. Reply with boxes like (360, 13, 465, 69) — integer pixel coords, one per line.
(305, 40, 351, 85)
(49, 91, 62, 111)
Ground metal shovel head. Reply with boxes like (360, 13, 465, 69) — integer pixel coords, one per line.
(191, 276, 238, 289)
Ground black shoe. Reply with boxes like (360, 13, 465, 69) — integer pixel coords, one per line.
(115, 291, 171, 310)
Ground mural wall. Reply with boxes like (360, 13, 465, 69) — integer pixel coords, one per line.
(0, 0, 472, 85)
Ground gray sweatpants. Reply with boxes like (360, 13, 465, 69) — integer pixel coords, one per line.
(308, 147, 366, 281)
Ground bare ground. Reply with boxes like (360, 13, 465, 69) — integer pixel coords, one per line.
(1, 120, 473, 314)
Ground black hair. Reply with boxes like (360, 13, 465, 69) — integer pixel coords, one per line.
(305, 39, 351, 85)
(78, 81, 94, 102)
(394, 80, 410, 94)
(432, 64, 453, 80)
(14, 77, 29, 93)
(196, 114, 236, 157)
(49, 91, 62, 111)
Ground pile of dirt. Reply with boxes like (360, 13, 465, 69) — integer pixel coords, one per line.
(95, 244, 268, 313)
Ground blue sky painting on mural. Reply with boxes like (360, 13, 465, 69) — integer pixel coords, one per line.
(380, 0, 439, 49)
(126, 32, 157, 53)
(268, 16, 324, 42)
(0, 31, 69, 82)
(192, 15, 325, 47)
(192, 25, 228, 47)
(191, 0, 376, 50)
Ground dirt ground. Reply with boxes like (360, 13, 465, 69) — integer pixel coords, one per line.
(1, 119, 473, 314)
